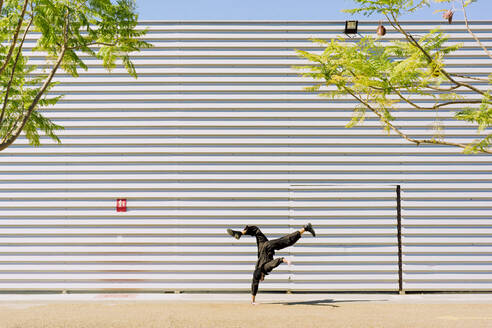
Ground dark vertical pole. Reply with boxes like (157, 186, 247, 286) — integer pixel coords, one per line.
(396, 185, 403, 294)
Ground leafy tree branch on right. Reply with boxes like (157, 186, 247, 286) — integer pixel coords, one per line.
(296, 0, 491, 154)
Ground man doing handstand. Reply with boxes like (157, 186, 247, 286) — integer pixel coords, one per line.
(226, 223, 316, 304)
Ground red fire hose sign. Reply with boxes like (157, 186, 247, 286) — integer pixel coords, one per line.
(116, 199, 127, 212)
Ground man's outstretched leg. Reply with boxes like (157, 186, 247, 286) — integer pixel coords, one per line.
(227, 225, 269, 256)
(227, 225, 268, 242)
(258, 223, 315, 277)
(267, 223, 316, 252)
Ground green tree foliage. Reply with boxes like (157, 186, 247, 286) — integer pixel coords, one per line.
(296, 0, 491, 154)
(0, 0, 151, 151)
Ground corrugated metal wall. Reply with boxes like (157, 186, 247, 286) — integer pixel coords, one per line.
(0, 21, 491, 292)
(289, 185, 399, 291)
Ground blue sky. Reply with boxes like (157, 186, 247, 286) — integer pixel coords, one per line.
(136, 0, 492, 21)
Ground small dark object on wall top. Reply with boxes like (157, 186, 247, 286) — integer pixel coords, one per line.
(344, 20, 358, 34)
(377, 22, 386, 36)
(443, 9, 454, 24)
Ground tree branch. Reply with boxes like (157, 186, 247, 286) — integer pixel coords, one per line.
(433, 99, 488, 109)
(449, 73, 490, 82)
(424, 84, 461, 92)
(461, 0, 492, 60)
(385, 78, 428, 110)
(0, 9, 69, 150)
(0, 18, 33, 126)
(357, 78, 486, 110)
(342, 85, 491, 153)
(386, 12, 487, 97)
(0, 0, 29, 76)
(67, 40, 120, 51)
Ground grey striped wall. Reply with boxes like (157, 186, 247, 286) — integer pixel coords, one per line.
(0, 21, 491, 292)
(289, 185, 400, 291)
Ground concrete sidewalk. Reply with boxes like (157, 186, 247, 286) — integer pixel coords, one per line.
(0, 294, 491, 328)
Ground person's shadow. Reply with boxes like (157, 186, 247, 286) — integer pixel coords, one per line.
(270, 299, 385, 307)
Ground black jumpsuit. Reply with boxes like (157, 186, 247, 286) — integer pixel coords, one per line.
(243, 225, 301, 296)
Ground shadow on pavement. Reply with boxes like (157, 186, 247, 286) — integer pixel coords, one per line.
(270, 299, 387, 307)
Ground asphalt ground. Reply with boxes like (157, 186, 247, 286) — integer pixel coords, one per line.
(0, 293, 491, 328)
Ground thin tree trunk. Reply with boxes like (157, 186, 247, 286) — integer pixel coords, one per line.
(0, 18, 33, 125)
(0, 11, 69, 151)
(0, 0, 29, 75)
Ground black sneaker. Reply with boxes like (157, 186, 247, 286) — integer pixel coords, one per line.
(304, 223, 316, 237)
(227, 228, 242, 240)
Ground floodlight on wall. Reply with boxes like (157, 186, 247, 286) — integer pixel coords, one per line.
(344, 20, 358, 34)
